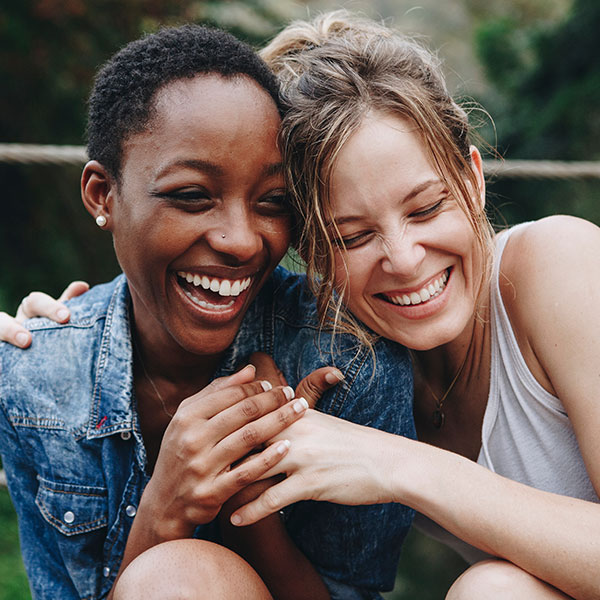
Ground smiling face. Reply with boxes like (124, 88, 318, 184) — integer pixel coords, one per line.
(107, 74, 291, 360)
(329, 112, 485, 351)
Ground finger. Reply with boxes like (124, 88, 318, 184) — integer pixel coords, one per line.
(230, 475, 300, 526)
(249, 352, 287, 387)
(178, 378, 271, 419)
(57, 281, 89, 302)
(208, 385, 296, 438)
(16, 292, 70, 323)
(295, 367, 344, 409)
(200, 364, 257, 395)
(216, 396, 309, 462)
(221, 440, 291, 505)
(0, 312, 32, 348)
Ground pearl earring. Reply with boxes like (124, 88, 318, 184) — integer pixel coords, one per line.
(96, 215, 107, 227)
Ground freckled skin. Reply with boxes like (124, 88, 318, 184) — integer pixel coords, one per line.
(329, 112, 483, 352)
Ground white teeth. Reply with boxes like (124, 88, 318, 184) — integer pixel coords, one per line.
(386, 269, 450, 306)
(177, 271, 253, 298)
(219, 280, 231, 296)
(183, 289, 235, 310)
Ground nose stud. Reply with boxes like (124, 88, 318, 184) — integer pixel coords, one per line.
(221, 233, 226, 239)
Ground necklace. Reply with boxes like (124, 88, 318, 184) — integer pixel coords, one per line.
(133, 339, 174, 419)
(419, 350, 469, 430)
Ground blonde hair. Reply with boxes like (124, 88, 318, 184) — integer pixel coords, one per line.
(261, 11, 494, 347)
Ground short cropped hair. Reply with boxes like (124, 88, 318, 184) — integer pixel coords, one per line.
(87, 24, 281, 181)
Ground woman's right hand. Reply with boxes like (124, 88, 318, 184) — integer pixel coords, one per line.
(0, 281, 89, 347)
(136, 364, 309, 542)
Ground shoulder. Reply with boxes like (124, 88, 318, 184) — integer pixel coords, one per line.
(498, 216, 600, 391)
(500, 216, 600, 283)
(268, 266, 318, 324)
(0, 275, 126, 396)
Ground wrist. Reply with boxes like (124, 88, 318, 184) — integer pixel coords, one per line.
(137, 480, 194, 542)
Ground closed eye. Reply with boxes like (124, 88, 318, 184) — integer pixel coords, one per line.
(257, 192, 290, 215)
(337, 230, 375, 249)
(410, 199, 444, 219)
(152, 188, 212, 210)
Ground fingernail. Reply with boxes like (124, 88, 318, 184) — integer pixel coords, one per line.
(325, 369, 344, 384)
(293, 397, 309, 413)
(56, 308, 69, 321)
(260, 380, 272, 392)
(16, 332, 29, 347)
(283, 386, 294, 401)
(277, 439, 291, 453)
(231, 514, 242, 526)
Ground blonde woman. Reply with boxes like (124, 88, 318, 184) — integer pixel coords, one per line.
(231, 12, 600, 600)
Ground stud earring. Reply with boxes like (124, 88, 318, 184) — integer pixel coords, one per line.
(96, 215, 107, 227)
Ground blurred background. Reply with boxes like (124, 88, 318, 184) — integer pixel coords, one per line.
(0, 0, 599, 597)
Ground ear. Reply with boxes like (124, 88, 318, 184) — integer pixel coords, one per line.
(81, 160, 117, 230)
(468, 146, 486, 211)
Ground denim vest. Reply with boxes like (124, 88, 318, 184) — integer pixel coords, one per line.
(0, 268, 415, 600)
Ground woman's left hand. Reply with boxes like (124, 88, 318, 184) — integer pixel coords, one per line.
(230, 410, 398, 525)
(0, 281, 89, 347)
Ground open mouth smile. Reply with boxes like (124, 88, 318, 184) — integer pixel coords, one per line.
(380, 268, 450, 306)
(176, 270, 253, 311)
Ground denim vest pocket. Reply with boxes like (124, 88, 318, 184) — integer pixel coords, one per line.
(35, 477, 108, 535)
(35, 477, 109, 598)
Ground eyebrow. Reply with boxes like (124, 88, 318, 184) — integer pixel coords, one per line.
(333, 178, 442, 226)
(155, 159, 284, 180)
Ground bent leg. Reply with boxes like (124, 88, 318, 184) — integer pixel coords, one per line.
(446, 559, 572, 600)
(113, 539, 273, 600)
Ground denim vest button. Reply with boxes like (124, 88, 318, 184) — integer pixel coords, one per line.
(125, 505, 137, 518)
(63, 511, 75, 524)
(120, 431, 131, 440)
(103, 567, 111, 578)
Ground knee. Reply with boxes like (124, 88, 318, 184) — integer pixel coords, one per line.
(446, 559, 537, 600)
(113, 539, 272, 600)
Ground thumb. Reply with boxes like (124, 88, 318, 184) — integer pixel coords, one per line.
(295, 367, 344, 409)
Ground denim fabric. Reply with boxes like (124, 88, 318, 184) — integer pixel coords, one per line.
(0, 267, 415, 600)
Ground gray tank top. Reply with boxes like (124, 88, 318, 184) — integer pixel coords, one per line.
(414, 222, 599, 563)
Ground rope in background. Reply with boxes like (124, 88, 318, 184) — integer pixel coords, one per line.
(1, 143, 600, 179)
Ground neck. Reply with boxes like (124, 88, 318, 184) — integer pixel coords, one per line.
(413, 294, 490, 397)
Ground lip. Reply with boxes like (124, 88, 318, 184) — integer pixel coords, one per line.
(170, 270, 257, 325)
(374, 267, 453, 321)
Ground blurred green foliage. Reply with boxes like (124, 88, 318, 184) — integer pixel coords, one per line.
(474, 0, 600, 226)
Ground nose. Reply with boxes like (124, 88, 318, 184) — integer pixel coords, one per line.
(379, 225, 426, 278)
(207, 205, 263, 263)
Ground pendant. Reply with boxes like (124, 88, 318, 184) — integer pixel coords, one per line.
(432, 408, 445, 429)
